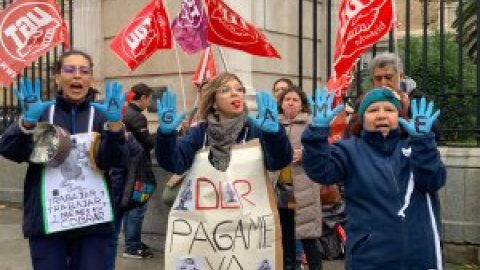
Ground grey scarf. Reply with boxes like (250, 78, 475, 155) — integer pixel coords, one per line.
(206, 111, 247, 171)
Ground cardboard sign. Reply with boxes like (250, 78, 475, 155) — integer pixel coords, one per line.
(165, 140, 282, 269)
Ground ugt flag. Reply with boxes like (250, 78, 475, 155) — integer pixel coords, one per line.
(192, 46, 218, 86)
(329, 0, 395, 93)
(206, 0, 280, 59)
(110, 0, 172, 70)
(0, 0, 69, 87)
(171, 0, 208, 55)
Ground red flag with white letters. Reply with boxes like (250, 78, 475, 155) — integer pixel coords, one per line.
(329, 0, 395, 95)
(192, 46, 218, 87)
(206, 0, 280, 58)
(0, 0, 69, 87)
(110, 0, 172, 70)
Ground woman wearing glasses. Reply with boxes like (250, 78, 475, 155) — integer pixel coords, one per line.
(0, 49, 129, 270)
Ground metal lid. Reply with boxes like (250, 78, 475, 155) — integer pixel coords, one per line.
(29, 122, 71, 166)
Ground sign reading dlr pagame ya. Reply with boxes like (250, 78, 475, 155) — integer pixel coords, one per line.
(165, 141, 282, 270)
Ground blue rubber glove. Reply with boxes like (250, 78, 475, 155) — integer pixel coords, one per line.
(307, 87, 344, 127)
(91, 81, 127, 122)
(13, 78, 55, 123)
(248, 92, 279, 133)
(156, 91, 186, 134)
(399, 97, 440, 136)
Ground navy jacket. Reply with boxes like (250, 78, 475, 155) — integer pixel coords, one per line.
(0, 95, 128, 237)
(155, 122, 292, 174)
(302, 127, 446, 270)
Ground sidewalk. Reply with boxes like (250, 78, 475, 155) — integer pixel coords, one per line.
(0, 205, 463, 270)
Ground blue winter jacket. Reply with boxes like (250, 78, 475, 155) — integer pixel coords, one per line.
(302, 127, 446, 270)
(0, 95, 128, 237)
(155, 122, 292, 174)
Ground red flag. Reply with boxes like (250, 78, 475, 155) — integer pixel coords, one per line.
(110, 0, 172, 70)
(0, 0, 69, 87)
(206, 0, 280, 59)
(192, 46, 218, 86)
(329, 0, 395, 94)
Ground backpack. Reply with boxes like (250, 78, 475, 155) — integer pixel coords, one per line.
(120, 148, 157, 211)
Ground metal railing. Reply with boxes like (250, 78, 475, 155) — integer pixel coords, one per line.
(301, 0, 480, 146)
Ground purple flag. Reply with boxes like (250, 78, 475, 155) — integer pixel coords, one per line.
(171, 0, 208, 55)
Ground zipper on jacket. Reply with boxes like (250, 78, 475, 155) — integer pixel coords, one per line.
(386, 156, 402, 209)
(71, 107, 77, 134)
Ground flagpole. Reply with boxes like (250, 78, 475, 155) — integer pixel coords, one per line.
(216, 46, 230, 72)
(392, 0, 399, 54)
(164, 0, 187, 111)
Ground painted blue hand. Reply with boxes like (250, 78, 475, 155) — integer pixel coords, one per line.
(13, 78, 55, 123)
(156, 91, 186, 134)
(307, 87, 344, 128)
(248, 92, 279, 133)
(399, 97, 440, 136)
(91, 81, 127, 122)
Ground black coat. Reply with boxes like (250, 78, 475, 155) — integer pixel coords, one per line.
(0, 95, 128, 237)
(123, 103, 154, 160)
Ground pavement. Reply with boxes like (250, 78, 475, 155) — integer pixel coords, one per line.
(0, 204, 465, 270)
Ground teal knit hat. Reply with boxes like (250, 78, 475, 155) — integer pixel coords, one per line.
(358, 87, 401, 117)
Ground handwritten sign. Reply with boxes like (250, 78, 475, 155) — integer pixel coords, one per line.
(165, 140, 282, 269)
(42, 133, 113, 234)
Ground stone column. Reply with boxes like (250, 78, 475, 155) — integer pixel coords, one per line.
(72, 0, 103, 81)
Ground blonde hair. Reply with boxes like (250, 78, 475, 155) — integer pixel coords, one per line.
(197, 72, 245, 120)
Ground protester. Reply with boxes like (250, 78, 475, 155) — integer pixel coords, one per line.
(155, 72, 292, 174)
(302, 87, 446, 270)
(272, 77, 294, 101)
(121, 83, 155, 259)
(276, 86, 323, 270)
(0, 49, 129, 270)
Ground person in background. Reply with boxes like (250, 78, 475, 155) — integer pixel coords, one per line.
(0, 49, 128, 270)
(121, 83, 155, 259)
(277, 87, 323, 270)
(272, 78, 294, 101)
(302, 87, 446, 270)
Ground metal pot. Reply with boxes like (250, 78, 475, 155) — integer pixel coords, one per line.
(29, 122, 71, 167)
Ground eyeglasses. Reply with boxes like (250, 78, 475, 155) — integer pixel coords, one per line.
(218, 85, 246, 94)
(373, 74, 396, 82)
(61, 65, 92, 75)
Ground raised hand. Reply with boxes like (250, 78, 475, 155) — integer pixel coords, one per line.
(14, 78, 55, 123)
(156, 91, 186, 134)
(399, 97, 440, 136)
(248, 92, 279, 133)
(307, 87, 344, 127)
(91, 81, 127, 122)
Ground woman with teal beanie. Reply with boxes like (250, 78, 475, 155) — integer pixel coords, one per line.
(301, 87, 446, 270)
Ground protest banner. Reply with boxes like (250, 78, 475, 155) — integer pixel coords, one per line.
(165, 140, 282, 269)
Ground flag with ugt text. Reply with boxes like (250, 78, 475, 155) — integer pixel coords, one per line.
(329, 0, 395, 94)
(0, 0, 69, 87)
(206, 0, 280, 59)
(192, 46, 218, 86)
(171, 0, 208, 55)
(110, 0, 172, 70)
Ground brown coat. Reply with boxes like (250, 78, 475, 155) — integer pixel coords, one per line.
(279, 113, 323, 239)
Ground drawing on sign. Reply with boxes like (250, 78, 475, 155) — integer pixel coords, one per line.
(176, 257, 201, 270)
(175, 178, 193, 211)
(59, 138, 89, 192)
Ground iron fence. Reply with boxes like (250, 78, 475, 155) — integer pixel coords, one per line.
(301, 0, 480, 146)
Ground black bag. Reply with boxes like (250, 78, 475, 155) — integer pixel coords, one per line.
(120, 149, 157, 211)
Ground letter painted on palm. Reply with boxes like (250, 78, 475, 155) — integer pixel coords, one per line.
(314, 103, 328, 118)
(162, 109, 174, 124)
(261, 108, 275, 127)
(24, 94, 38, 111)
(107, 98, 120, 111)
(415, 115, 427, 133)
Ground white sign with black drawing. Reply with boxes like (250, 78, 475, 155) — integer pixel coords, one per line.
(41, 133, 113, 234)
